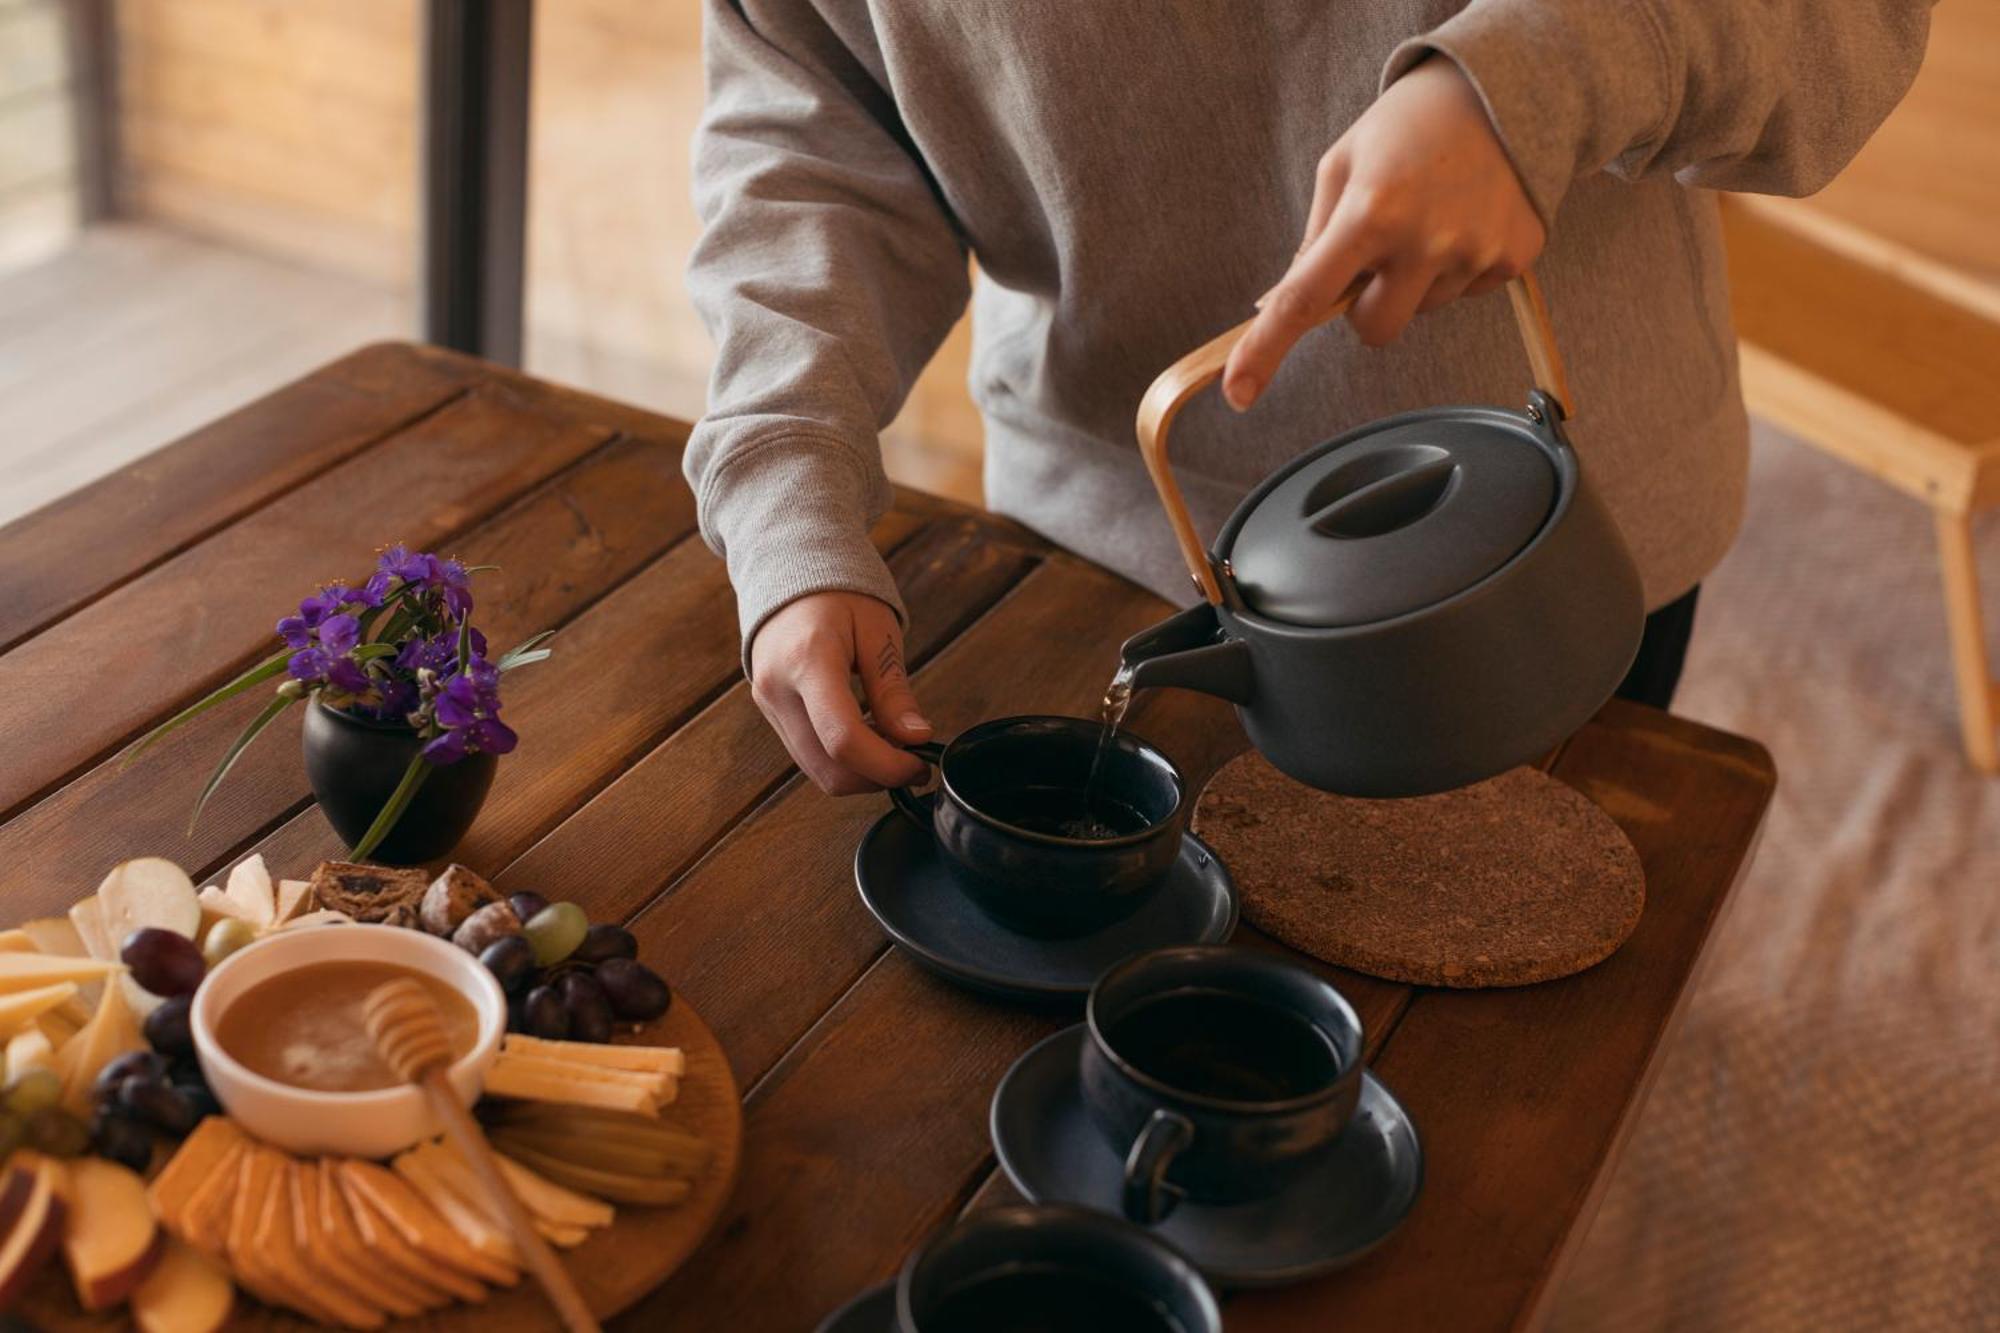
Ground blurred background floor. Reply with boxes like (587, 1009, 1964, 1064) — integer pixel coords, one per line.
(1546, 423, 2000, 1331)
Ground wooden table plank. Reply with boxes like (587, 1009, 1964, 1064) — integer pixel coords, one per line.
(0, 431, 699, 921)
(1225, 703, 1774, 1332)
(0, 384, 621, 819)
(0, 343, 478, 653)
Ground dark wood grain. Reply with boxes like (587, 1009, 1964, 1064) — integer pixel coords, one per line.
(0, 343, 479, 653)
(0, 430, 699, 922)
(0, 346, 1776, 1333)
(0, 385, 619, 819)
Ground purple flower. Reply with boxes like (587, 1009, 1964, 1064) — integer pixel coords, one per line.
(360, 570, 393, 606)
(325, 658, 372, 695)
(421, 730, 469, 765)
(468, 718, 518, 755)
(434, 675, 483, 728)
(466, 655, 500, 691)
(437, 559, 473, 618)
(276, 616, 312, 648)
(376, 679, 419, 718)
(287, 648, 331, 683)
(318, 614, 360, 654)
(296, 590, 340, 628)
(378, 545, 438, 585)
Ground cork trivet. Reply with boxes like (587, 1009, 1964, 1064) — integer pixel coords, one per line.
(1193, 752, 1643, 987)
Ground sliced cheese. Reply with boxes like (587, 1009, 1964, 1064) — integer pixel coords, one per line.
(292, 1162, 428, 1319)
(0, 930, 32, 953)
(148, 1118, 248, 1251)
(274, 879, 315, 925)
(328, 1158, 479, 1307)
(391, 1151, 521, 1269)
(0, 982, 78, 1038)
(338, 1160, 517, 1288)
(500, 1033, 686, 1076)
(478, 1144, 616, 1232)
(57, 974, 144, 1117)
(492, 1051, 671, 1091)
(173, 1143, 248, 1262)
(4, 1026, 54, 1081)
(263, 1160, 383, 1328)
(483, 1063, 658, 1115)
(16, 917, 87, 958)
(224, 1146, 303, 1313)
(195, 886, 258, 927)
(0, 953, 122, 991)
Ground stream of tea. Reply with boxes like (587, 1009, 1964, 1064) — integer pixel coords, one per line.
(1082, 663, 1137, 819)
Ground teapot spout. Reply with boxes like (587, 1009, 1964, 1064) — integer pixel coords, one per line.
(1118, 604, 1254, 705)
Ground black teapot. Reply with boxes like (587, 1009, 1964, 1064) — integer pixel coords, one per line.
(1119, 275, 1643, 798)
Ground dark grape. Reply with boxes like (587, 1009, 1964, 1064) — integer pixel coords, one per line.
(573, 923, 639, 965)
(172, 1079, 222, 1125)
(595, 959, 671, 1022)
(555, 972, 614, 1044)
(91, 1111, 156, 1173)
(143, 994, 197, 1059)
(479, 935, 539, 996)
(120, 928, 206, 998)
(93, 1050, 166, 1105)
(508, 892, 550, 924)
(522, 985, 570, 1040)
(23, 1106, 90, 1157)
(118, 1076, 198, 1135)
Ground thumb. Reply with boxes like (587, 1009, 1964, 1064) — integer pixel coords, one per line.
(857, 625, 931, 743)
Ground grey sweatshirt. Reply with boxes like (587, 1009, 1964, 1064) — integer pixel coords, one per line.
(686, 1, 1930, 651)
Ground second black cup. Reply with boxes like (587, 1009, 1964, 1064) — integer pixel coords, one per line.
(1082, 945, 1365, 1222)
(889, 715, 1187, 937)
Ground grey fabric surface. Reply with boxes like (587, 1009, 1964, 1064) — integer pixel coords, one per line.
(684, 1, 1929, 650)
(1547, 424, 2000, 1331)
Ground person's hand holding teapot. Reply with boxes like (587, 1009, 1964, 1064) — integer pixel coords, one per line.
(753, 57, 1542, 795)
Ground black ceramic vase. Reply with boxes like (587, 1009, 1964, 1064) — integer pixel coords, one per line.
(301, 699, 496, 866)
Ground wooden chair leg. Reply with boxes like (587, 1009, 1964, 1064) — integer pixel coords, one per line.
(1933, 508, 1999, 772)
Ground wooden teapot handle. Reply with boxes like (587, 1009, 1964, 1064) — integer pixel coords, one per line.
(1135, 271, 1573, 606)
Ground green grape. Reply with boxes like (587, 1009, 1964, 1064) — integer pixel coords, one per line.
(523, 902, 589, 967)
(23, 1107, 89, 1158)
(6, 1068, 63, 1116)
(202, 917, 257, 967)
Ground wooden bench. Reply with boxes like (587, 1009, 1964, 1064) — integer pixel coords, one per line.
(1721, 194, 2000, 770)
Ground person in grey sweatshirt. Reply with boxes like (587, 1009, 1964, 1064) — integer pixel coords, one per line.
(686, 1, 1931, 795)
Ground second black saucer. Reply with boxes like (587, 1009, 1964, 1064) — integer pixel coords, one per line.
(991, 1026, 1424, 1287)
(854, 811, 1238, 1003)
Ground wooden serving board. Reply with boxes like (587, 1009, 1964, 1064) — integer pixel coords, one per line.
(21, 998, 743, 1330)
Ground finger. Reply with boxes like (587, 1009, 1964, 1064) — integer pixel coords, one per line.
(1223, 216, 1375, 410)
(855, 625, 931, 744)
(796, 661, 929, 790)
(1347, 260, 1437, 347)
(1300, 148, 1349, 254)
(755, 680, 858, 795)
(1415, 255, 1485, 314)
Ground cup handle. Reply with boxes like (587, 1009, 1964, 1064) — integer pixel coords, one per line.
(1121, 1108, 1194, 1225)
(887, 741, 947, 830)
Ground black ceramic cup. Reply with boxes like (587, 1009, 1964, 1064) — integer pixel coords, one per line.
(888, 716, 1186, 938)
(895, 1204, 1220, 1333)
(1081, 946, 1365, 1223)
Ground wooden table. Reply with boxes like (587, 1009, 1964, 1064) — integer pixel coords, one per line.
(0, 344, 1776, 1331)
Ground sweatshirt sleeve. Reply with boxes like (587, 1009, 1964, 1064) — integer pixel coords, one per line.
(685, 0, 971, 652)
(1381, 0, 1933, 227)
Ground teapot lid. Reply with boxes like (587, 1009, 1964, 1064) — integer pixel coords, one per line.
(1222, 411, 1557, 626)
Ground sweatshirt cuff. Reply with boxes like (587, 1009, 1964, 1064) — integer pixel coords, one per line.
(698, 436, 907, 672)
(1381, 2, 1668, 229)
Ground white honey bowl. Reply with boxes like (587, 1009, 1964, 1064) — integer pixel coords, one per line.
(191, 922, 506, 1158)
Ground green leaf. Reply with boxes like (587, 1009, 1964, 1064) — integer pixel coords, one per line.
(186, 692, 297, 834)
(455, 612, 473, 672)
(356, 582, 417, 642)
(347, 752, 433, 862)
(352, 642, 399, 663)
(496, 629, 555, 671)
(461, 564, 500, 576)
(125, 647, 292, 767)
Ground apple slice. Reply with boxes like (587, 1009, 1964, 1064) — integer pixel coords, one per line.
(0, 1154, 68, 1311)
(66, 896, 116, 962)
(222, 855, 276, 930)
(130, 1235, 233, 1333)
(62, 1156, 164, 1311)
(98, 857, 202, 947)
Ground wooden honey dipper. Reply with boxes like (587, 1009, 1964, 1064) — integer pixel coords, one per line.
(365, 977, 601, 1333)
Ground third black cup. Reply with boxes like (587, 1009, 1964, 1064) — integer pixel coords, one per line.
(1081, 945, 1365, 1222)
(888, 715, 1187, 937)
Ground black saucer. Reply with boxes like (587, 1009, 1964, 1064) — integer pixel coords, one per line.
(854, 812, 1238, 1003)
(813, 1281, 894, 1333)
(990, 1026, 1424, 1287)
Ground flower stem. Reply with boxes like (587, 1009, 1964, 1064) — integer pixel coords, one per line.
(347, 752, 433, 862)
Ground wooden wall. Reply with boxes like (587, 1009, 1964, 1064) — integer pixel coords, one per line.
(0, 0, 81, 271)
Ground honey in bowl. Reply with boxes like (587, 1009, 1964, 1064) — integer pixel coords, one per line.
(213, 959, 478, 1093)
